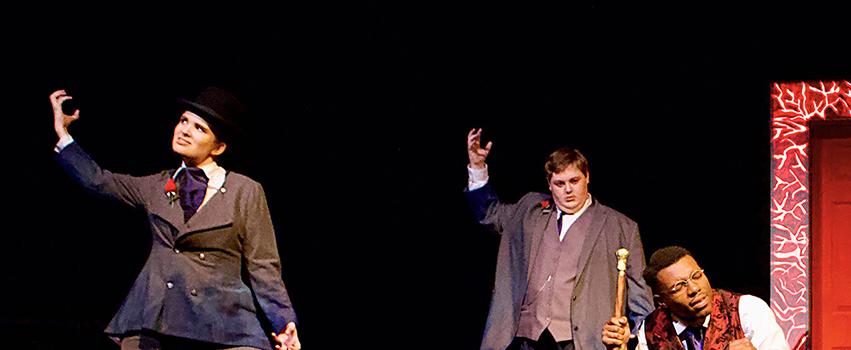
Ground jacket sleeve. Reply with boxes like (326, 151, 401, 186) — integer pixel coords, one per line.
(623, 220, 654, 333)
(465, 183, 546, 235)
(241, 182, 297, 333)
(55, 142, 147, 208)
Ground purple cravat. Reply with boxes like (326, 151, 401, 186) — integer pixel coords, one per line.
(178, 167, 208, 222)
(680, 327, 704, 350)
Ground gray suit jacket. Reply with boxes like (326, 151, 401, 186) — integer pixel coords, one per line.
(467, 183, 653, 350)
(57, 142, 297, 350)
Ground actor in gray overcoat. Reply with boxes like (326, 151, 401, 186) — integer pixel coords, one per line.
(465, 128, 653, 350)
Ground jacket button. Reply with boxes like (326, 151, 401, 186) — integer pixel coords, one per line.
(190, 289, 198, 296)
(572, 295, 577, 301)
(166, 282, 174, 289)
(573, 326, 579, 331)
(220, 187, 227, 193)
(199, 253, 205, 260)
(173, 248, 180, 254)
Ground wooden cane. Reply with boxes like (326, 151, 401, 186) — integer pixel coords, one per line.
(614, 248, 630, 350)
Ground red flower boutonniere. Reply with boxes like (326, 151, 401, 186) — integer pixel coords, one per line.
(540, 199, 553, 214)
(164, 178, 179, 206)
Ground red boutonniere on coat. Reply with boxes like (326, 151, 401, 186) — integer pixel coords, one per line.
(540, 199, 553, 214)
(164, 178, 179, 206)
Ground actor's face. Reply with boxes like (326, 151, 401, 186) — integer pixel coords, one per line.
(548, 164, 590, 214)
(172, 111, 226, 166)
(655, 255, 714, 325)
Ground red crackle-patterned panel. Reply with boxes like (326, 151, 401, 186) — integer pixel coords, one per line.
(770, 81, 851, 349)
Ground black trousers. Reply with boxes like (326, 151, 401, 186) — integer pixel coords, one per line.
(119, 331, 260, 350)
(508, 329, 575, 350)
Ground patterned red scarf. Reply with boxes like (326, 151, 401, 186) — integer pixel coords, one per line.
(645, 289, 744, 350)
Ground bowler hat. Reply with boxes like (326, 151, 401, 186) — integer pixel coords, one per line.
(179, 86, 245, 143)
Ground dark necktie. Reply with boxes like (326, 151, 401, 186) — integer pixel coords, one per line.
(178, 167, 208, 222)
(557, 211, 568, 236)
(680, 326, 704, 350)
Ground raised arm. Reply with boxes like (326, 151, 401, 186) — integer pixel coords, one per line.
(465, 128, 548, 235)
(51, 89, 147, 208)
(465, 128, 498, 224)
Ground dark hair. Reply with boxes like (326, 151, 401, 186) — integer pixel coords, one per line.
(544, 148, 589, 180)
(643, 246, 693, 292)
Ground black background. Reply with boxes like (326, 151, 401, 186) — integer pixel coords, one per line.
(2, 3, 849, 349)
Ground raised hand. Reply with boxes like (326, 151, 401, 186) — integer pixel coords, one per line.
(50, 89, 80, 140)
(467, 128, 492, 169)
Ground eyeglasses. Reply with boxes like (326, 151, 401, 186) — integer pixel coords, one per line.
(668, 269, 705, 295)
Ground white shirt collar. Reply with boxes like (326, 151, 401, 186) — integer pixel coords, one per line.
(672, 314, 711, 335)
(177, 161, 221, 179)
(175, 161, 227, 191)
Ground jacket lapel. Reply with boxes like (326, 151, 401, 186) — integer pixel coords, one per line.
(149, 171, 187, 234)
(574, 200, 605, 285)
(527, 207, 557, 277)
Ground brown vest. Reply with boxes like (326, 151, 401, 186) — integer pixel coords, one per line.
(645, 289, 744, 350)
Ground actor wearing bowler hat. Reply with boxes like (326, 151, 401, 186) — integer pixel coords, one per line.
(50, 87, 301, 350)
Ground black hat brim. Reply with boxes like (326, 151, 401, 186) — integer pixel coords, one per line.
(178, 98, 241, 142)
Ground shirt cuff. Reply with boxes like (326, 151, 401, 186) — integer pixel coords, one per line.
(467, 164, 489, 191)
(54, 135, 75, 153)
